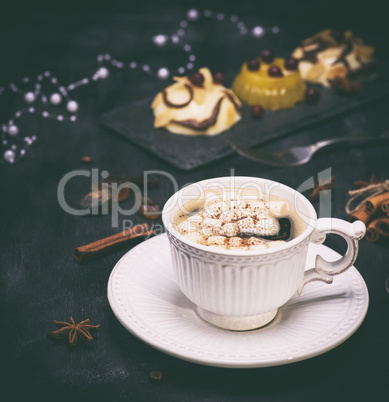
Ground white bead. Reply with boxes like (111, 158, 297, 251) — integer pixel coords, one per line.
(171, 35, 179, 44)
(252, 26, 264, 37)
(8, 125, 19, 136)
(177, 29, 185, 36)
(180, 20, 188, 28)
(178, 67, 185, 74)
(187, 63, 194, 69)
(57, 115, 64, 121)
(143, 65, 150, 72)
(4, 149, 15, 163)
(70, 115, 77, 122)
(216, 13, 225, 20)
(272, 26, 280, 34)
(187, 9, 199, 20)
(231, 15, 238, 23)
(20, 149, 26, 155)
(184, 44, 191, 52)
(28, 107, 35, 113)
(97, 67, 109, 79)
(152, 34, 168, 47)
(130, 62, 137, 69)
(42, 111, 49, 117)
(157, 67, 170, 80)
(67, 100, 79, 113)
(189, 55, 196, 62)
(50, 93, 62, 105)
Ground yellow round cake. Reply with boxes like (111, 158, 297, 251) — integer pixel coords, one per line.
(232, 56, 306, 110)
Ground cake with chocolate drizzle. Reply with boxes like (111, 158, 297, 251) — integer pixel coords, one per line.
(292, 29, 376, 88)
(151, 67, 242, 136)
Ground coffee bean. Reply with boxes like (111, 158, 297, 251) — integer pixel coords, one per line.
(149, 370, 163, 384)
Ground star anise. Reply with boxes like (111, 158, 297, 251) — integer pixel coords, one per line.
(309, 176, 335, 200)
(138, 196, 160, 219)
(48, 317, 100, 346)
(354, 175, 385, 189)
(79, 175, 161, 213)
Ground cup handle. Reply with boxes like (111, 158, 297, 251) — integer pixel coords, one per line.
(297, 218, 366, 295)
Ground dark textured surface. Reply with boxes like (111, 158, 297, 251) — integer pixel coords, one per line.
(1, 1, 389, 401)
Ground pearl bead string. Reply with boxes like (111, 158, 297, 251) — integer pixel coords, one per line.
(0, 8, 279, 164)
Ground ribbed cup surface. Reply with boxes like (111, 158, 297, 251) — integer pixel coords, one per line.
(168, 233, 310, 316)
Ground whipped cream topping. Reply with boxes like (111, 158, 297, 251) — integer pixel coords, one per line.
(174, 190, 304, 251)
(151, 67, 241, 136)
(292, 29, 376, 87)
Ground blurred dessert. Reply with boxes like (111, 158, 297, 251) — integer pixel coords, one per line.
(292, 29, 376, 88)
(232, 50, 306, 110)
(151, 67, 241, 136)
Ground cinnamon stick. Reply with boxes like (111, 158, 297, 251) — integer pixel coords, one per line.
(74, 223, 154, 262)
(348, 206, 372, 226)
(376, 217, 389, 236)
(365, 217, 389, 243)
(365, 192, 389, 215)
(381, 201, 389, 216)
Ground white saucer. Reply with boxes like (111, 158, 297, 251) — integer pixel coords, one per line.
(107, 234, 369, 368)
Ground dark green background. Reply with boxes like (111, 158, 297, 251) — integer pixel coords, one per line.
(1, 1, 388, 401)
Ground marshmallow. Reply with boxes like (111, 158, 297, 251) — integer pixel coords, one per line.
(207, 236, 227, 246)
(256, 218, 280, 236)
(229, 237, 244, 248)
(202, 218, 222, 236)
(219, 210, 238, 222)
(219, 222, 239, 237)
(237, 217, 255, 232)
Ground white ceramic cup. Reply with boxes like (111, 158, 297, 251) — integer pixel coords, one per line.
(162, 176, 365, 331)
